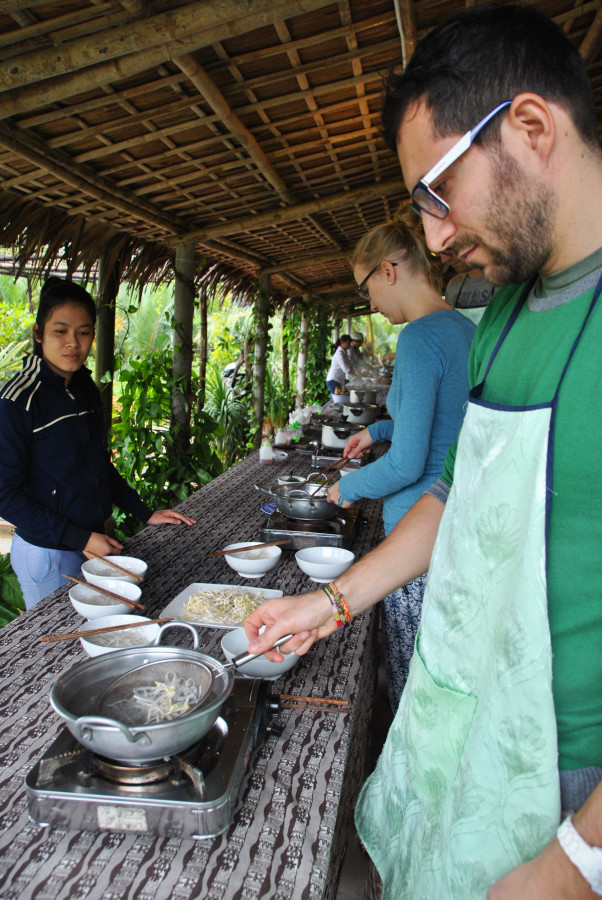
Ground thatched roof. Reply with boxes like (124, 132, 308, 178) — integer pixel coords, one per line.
(1, 0, 601, 312)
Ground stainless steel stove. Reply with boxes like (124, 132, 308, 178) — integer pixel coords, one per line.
(293, 442, 371, 470)
(26, 680, 281, 840)
(260, 507, 362, 550)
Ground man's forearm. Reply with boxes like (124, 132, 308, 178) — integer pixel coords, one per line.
(336, 492, 444, 615)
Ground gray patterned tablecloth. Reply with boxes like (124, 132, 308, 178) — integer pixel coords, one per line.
(0, 446, 385, 900)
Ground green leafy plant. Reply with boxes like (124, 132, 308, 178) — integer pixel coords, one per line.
(0, 553, 25, 627)
(111, 351, 224, 539)
(0, 339, 29, 382)
(203, 361, 251, 467)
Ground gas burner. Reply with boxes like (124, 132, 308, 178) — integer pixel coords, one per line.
(260, 508, 362, 550)
(26, 681, 281, 839)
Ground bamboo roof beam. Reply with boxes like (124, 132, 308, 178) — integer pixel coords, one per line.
(0, 120, 183, 234)
(173, 54, 296, 207)
(0, 0, 338, 97)
(166, 178, 404, 246)
(580, 3, 602, 61)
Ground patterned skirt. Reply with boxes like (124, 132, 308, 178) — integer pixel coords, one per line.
(380, 574, 427, 712)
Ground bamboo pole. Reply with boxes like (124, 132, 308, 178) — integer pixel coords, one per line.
(167, 179, 403, 246)
(252, 273, 270, 449)
(171, 242, 196, 460)
(95, 252, 119, 430)
(295, 300, 310, 408)
(174, 54, 296, 206)
(0, 0, 338, 102)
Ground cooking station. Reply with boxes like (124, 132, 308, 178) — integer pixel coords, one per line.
(0, 442, 385, 900)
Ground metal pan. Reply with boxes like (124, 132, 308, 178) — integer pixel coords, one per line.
(50, 623, 292, 764)
(255, 482, 340, 521)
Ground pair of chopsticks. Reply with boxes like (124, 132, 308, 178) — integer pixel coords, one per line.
(63, 574, 145, 610)
(83, 550, 144, 582)
(204, 539, 290, 559)
(280, 694, 351, 713)
(296, 456, 350, 491)
(42, 617, 173, 643)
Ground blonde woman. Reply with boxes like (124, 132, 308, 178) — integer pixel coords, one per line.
(327, 218, 475, 708)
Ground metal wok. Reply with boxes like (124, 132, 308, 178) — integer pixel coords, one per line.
(50, 623, 289, 765)
(256, 482, 340, 521)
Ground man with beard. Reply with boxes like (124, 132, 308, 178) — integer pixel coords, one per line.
(245, 5, 602, 898)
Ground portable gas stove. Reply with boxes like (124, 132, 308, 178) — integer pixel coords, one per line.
(26, 680, 281, 840)
(260, 506, 362, 550)
(294, 442, 372, 470)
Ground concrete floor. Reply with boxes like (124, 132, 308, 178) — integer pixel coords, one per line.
(335, 629, 393, 900)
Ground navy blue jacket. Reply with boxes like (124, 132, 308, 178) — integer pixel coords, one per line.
(0, 354, 151, 551)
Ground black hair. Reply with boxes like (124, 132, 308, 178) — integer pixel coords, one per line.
(34, 276, 96, 356)
(334, 334, 352, 352)
(381, 4, 598, 152)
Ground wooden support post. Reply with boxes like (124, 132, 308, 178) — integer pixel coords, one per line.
(295, 297, 310, 408)
(95, 252, 118, 433)
(171, 242, 196, 458)
(252, 272, 270, 448)
(197, 285, 208, 413)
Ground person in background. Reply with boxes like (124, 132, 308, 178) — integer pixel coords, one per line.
(325, 334, 352, 398)
(442, 252, 496, 325)
(0, 277, 195, 610)
(328, 217, 475, 710)
(245, 5, 602, 897)
(347, 331, 365, 368)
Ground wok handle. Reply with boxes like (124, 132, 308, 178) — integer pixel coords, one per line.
(255, 483, 276, 498)
(229, 633, 295, 670)
(154, 621, 200, 649)
(74, 715, 151, 746)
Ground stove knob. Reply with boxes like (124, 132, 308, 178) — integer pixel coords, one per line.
(265, 722, 284, 738)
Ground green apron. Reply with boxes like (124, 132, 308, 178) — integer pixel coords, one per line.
(355, 277, 602, 899)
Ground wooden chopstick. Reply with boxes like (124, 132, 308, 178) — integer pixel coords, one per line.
(296, 456, 348, 489)
(204, 539, 290, 559)
(280, 694, 350, 707)
(281, 703, 352, 714)
(42, 617, 173, 643)
(62, 574, 145, 610)
(83, 550, 145, 582)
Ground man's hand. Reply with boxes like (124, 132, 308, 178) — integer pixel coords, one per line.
(488, 836, 595, 899)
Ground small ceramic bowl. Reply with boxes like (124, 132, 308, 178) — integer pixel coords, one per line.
(294, 546, 355, 583)
(79, 615, 159, 657)
(223, 542, 282, 579)
(221, 627, 298, 680)
(69, 579, 142, 619)
(277, 474, 306, 486)
(81, 555, 147, 587)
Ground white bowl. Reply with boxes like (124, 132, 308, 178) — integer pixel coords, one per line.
(294, 546, 355, 583)
(223, 542, 282, 579)
(277, 474, 306, 486)
(79, 614, 159, 657)
(81, 555, 147, 587)
(221, 627, 298, 680)
(69, 579, 142, 619)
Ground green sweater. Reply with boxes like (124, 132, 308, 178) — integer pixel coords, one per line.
(442, 259, 602, 771)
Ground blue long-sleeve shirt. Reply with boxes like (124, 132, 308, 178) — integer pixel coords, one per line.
(338, 310, 475, 535)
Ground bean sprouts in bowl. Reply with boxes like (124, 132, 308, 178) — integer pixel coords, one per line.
(79, 615, 160, 657)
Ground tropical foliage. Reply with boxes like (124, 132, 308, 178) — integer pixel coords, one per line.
(110, 351, 224, 539)
(0, 553, 24, 627)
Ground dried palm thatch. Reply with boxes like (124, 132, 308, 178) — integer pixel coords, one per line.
(0, 0, 600, 310)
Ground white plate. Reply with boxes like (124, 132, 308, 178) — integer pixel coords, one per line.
(161, 582, 283, 629)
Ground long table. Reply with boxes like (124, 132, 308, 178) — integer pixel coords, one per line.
(0, 444, 385, 900)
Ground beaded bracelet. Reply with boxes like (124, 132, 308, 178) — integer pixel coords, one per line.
(322, 581, 353, 629)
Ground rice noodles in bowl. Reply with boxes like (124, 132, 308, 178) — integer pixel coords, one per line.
(79, 614, 160, 657)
